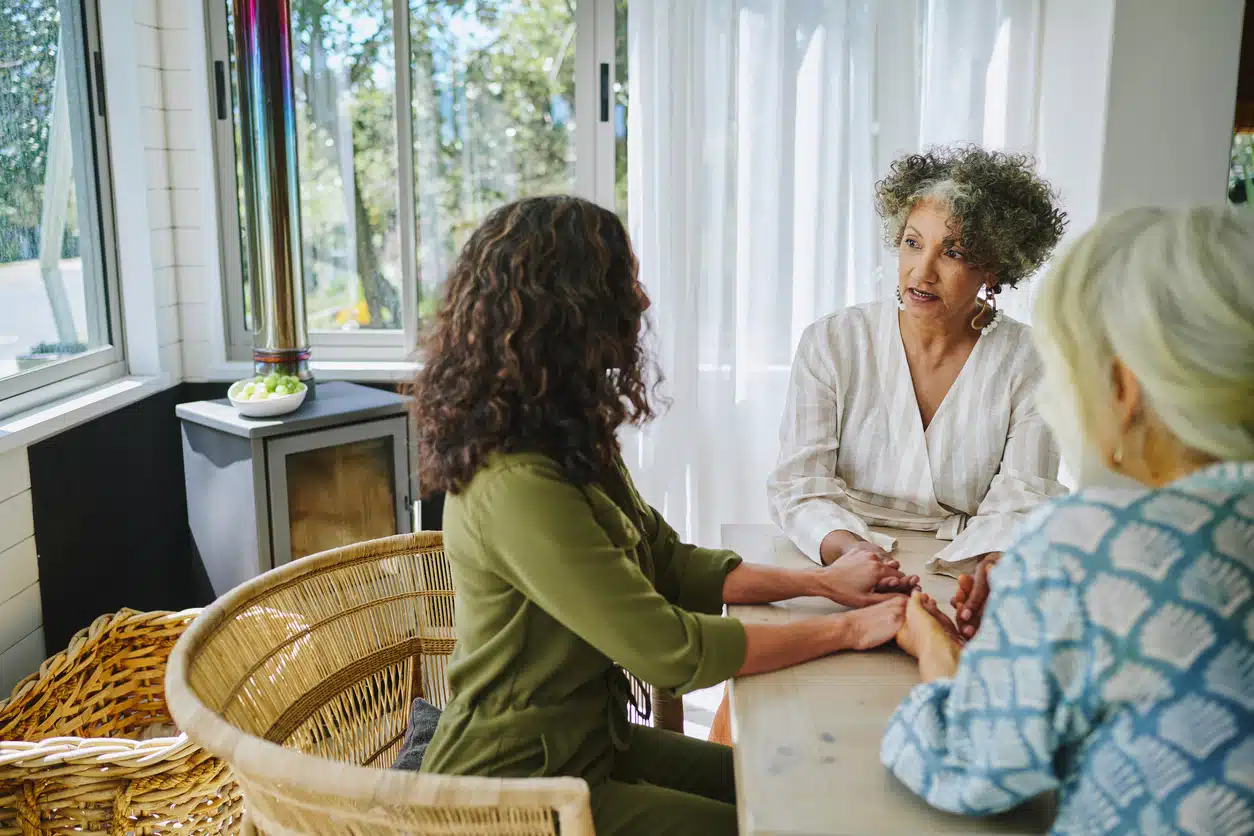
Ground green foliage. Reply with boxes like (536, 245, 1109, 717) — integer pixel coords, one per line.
(277, 0, 596, 329)
(27, 341, 86, 355)
(0, 0, 80, 263)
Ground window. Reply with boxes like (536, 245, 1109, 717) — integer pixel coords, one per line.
(209, 0, 624, 362)
(0, 0, 122, 409)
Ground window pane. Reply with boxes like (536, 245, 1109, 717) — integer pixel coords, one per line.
(293, 2, 402, 332)
(409, 0, 578, 325)
(0, 1, 111, 384)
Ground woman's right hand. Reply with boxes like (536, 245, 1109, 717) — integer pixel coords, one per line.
(897, 590, 965, 681)
(836, 596, 909, 650)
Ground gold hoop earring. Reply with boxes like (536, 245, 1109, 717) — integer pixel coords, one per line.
(972, 286, 1001, 332)
(970, 298, 986, 331)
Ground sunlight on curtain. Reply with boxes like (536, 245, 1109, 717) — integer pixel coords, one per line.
(624, 0, 1042, 546)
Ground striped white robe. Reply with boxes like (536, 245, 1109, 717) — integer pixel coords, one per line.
(767, 301, 1067, 576)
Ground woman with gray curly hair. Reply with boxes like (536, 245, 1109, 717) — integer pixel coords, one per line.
(708, 146, 1070, 746)
(769, 145, 1068, 583)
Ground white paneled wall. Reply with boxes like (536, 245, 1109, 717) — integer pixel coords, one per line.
(136, 0, 187, 380)
(0, 448, 43, 697)
(130, 0, 221, 381)
(164, 0, 218, 380)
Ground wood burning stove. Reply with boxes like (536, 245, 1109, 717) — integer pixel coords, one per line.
(177, 382, 414, 597)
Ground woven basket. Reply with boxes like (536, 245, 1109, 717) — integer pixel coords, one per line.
(166, 532, 596, 835)
(0, 608, 242, 835)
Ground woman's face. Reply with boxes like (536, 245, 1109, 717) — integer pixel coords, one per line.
(897, 199, 992, 329)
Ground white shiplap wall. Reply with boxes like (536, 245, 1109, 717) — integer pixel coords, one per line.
(136, 0, 189, 380)
(0, 449, 43, 697)
(146, 0, 219, 381)
(132, 0, 220, 381)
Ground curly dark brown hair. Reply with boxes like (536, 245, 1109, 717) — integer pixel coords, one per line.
(874, 145, 1068, 291)
(412, 196, 658, 496)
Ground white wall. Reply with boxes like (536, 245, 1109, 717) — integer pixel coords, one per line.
(1036, 0, 1243, 229)
(0, 449, 42, 696)
(1035, 0, 1117, 241)
(1098, 0, 1244, 213)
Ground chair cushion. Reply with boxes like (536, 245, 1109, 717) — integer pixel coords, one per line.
(391, 698, 442, 771)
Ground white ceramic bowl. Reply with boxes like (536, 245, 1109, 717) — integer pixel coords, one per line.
(228, 379, 309, 418)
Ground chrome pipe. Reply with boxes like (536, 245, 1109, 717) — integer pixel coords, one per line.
(232, 0, 313, 389)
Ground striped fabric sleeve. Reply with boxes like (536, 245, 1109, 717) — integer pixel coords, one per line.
(767, 321, 880, 563)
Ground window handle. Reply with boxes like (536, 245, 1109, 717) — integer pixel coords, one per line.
(214, 60, 228, 120)
(600, 62, 609, 123)
(93, 51, 106, 116)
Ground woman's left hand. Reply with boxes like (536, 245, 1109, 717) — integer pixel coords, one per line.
(815, 546, 921, 608)
(951, 552, 1001, 639)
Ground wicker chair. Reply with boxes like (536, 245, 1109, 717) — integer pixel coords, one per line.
(166, 532, 597, 834)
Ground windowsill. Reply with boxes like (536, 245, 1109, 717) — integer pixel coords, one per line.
(206, 360, 421, 384)
(0, 374, 174, 456)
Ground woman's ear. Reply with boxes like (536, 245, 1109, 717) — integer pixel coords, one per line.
(1110, 358, 1143, 435)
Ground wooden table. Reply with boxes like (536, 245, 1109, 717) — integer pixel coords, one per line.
(724, 524, 1055, 835)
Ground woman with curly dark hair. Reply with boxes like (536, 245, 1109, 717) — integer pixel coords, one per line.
(412, 196, 917, 834)
(767, 144, 1070, 630)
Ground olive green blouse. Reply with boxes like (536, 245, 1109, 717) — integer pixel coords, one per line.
(420, 452, 747, 785)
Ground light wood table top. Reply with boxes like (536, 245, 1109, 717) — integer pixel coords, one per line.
(724, 523, 1055, 835)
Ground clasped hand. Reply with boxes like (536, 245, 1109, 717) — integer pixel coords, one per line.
(814, 541, 921, 607)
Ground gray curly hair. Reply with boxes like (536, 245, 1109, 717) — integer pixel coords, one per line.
(875, 145, 1068, 291)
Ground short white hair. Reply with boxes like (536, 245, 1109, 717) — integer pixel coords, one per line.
(1033, 206, 1254, 465)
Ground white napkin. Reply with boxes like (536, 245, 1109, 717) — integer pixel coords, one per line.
(924, 513, 979, 578)
(865, 530, 898, 552)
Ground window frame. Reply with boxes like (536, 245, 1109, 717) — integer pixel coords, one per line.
(0, 0, 125, 415)
(207, 0, 622, 364)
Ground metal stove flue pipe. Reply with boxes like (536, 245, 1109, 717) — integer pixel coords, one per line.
(232, 0, 314, 393)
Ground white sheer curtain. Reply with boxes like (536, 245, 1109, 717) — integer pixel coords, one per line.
(623, 0, 1043, 546)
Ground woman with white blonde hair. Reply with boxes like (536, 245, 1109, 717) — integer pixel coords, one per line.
(884, 206, 1254, 835)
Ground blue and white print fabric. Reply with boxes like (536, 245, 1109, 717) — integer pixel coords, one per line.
(881, 461, 1254, 835)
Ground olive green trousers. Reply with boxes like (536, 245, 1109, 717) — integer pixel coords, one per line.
(591, 725, 738, 835)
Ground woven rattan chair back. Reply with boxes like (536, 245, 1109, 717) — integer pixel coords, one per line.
(166, 532, 593, 835)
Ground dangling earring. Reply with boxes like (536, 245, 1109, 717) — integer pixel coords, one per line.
(895, 287, 906, 310)
(1112, 444, 1124, 466)
(973, 285, 1002, 332)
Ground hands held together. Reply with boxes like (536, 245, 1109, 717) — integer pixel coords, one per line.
(816, 540, 921, 607)
(812, 536, 1000, 660)
(809, 536, 921, 652)
(895, 551, 1000, 670)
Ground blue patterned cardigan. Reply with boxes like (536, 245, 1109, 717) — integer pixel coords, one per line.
(881, 462, 1254, 836)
